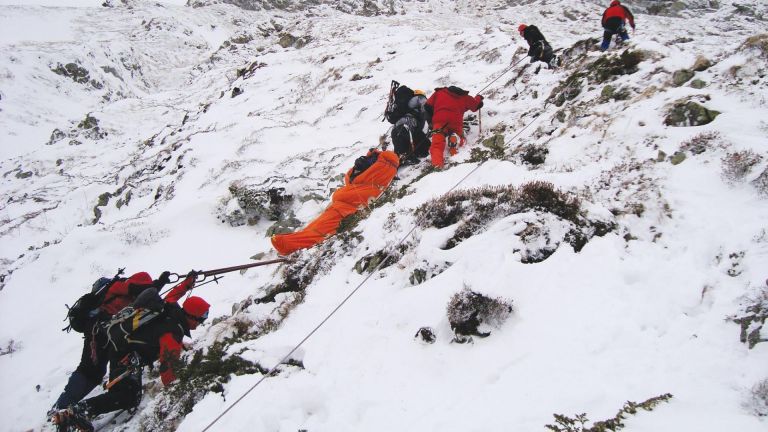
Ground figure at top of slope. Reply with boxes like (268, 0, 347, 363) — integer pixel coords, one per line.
(601, 0, 636, 51)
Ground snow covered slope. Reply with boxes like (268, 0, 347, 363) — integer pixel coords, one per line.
(1, 0, 767, 431)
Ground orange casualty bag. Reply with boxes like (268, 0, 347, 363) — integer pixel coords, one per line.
(271, 150, 399, 256)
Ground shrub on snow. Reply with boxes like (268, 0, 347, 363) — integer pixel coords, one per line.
(446, 287, 513, 341)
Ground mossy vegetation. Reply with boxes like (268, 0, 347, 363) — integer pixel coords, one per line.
(545, 393, 673, 432)
(415, 182, 583, 250)
(547, 48, 645, 106)
(731, 287, 768, 349)
(721, 150, 763, 184)
(140, 341, 268, 431)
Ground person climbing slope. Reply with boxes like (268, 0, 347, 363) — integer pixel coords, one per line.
(601, 0, 636, 51)
(425, 86, 483, 168)
(51, 271, 174, 414)
(51, 274, 206, 432)
(518, 24, 559, 69)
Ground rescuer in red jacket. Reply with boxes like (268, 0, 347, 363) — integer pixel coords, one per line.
(52, 275, 208, 431)
(601, 0, 635, 51)
(425, 86, 483, 168)
(51, 271, 172, 413)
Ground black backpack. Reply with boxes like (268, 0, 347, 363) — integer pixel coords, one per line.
(384, 81, 415, 124)
(349, 151, 380, 182)
(99, 288, 167, 353)
(64, 273, 124, 333)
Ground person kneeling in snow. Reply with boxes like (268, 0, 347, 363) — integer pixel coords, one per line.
(425, 86, 483, 168)
(271, 148, 400, 256)
(51, 275, 208, 432)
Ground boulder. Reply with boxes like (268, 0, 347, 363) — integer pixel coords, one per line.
(672, 69, 695, 86)
(664, 100, 720, 127)
(692, 55, 712, 72)
(689, 79, 707, 89)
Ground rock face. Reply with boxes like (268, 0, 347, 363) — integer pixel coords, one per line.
(664, 99, 720, 127)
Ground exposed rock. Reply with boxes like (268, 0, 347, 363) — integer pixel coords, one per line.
(656, 150, 667, 162)
(670, 151, 687, 165)
(547, 48, 644, 106)
(278, 33, 297, 48)
(481, 134, 505, 152)
(689, 79, 707, 89)
(692, 55, 712, 72)
(601, 84, 632, 101)
(224, 184, 295, 227)
(601, 85, 615, 99)
(51, 62, 90, 84)
(47, 129, 66, 145)
(77, 114, 108, 140)
(672, 69, 695, 86)
(231, 87, 243, 98)
(664, 99, 720, 127)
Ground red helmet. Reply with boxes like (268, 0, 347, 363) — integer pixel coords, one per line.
(183, 296, 210, 321)
(610, 0, 620, 5)
(518, 24, 527, 34)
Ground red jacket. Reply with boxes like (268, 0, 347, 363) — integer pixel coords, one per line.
(99, 272, 154, 315)
(157, 276, 196, 385)
(602, 1, 635, 29)
(425, 86, 483, 134)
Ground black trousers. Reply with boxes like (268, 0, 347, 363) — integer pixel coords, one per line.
(82, 352, 142, 416)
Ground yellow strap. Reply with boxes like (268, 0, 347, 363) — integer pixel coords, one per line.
(132, 312, 142, 330)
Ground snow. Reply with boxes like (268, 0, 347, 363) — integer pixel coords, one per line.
(1, 0, 768, 431)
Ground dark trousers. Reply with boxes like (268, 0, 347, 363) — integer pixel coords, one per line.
(392, 124, 429, 160)
(601, 17, 629, 50)
(81, 352, 142, 416)
(55, 325, 109, 409)
(530, 41, 554, 64)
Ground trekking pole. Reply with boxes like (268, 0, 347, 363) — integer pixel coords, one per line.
(478, 108, 483, 137)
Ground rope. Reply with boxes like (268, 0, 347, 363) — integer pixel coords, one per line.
(476, 55, 528, 94)
(201, 60, 544, 432)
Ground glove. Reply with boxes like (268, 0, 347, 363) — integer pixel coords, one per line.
(156, 271, 171, 286)
(186, 270, 199, 280)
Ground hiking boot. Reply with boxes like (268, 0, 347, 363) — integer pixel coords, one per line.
(447, 135, 459, 156)
(50, 404, 94, 432)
